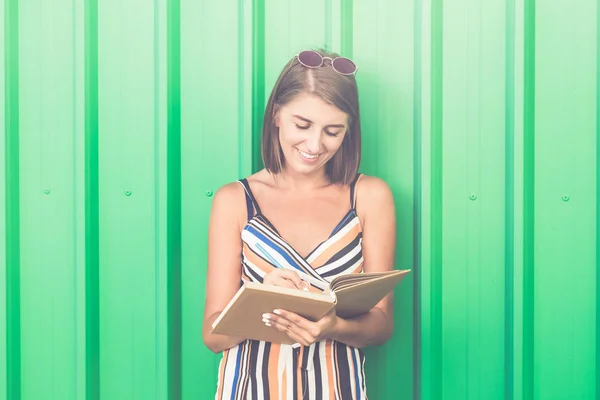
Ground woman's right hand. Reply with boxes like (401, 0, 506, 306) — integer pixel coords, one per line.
(263, 269, 310, 291)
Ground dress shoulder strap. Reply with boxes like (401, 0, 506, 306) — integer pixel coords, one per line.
(238, 179, 262, 220)
(349, 173, 362, 209)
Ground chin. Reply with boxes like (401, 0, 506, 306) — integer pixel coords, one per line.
(281, 148, 332, 175)
(287, 163, 322, 175)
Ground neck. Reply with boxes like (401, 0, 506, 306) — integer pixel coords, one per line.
(273, 167, 331, 190)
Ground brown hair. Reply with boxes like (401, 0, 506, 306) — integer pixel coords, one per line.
(261, 49, 362, 185)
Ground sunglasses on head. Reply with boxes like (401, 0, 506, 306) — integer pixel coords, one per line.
(295, 50, 358, 76)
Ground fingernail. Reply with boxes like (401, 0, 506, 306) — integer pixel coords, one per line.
(262, 313, 270, 319)
(303, 287, 309, 291)
(273, 309, 281, 315)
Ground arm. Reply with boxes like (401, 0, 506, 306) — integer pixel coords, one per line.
(202, 183, 247, 353)
(264, 176, 397, 348)
(327, 176, 397, 348)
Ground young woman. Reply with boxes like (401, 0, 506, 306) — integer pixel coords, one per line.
(202, 49, 397, 399)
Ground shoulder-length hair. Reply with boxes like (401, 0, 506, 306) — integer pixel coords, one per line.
(261, 49, 362, 185)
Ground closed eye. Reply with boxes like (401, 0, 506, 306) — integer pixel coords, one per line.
(294, 122, 341, 137)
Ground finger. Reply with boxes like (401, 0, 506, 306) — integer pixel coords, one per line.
(274, 278, 297, 289)
(273, 309, 313, 331)
(276, 270, 303, 288)
(263, 276, 296, 289)
(299, 280, 310, 292)
(282, 329, 310, 347)
(286, 328, 313, 347)
(270, 310, 321, 340)
(265, 315, 314, 346)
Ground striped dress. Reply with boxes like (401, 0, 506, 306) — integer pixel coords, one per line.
(215, 174, 368, 400)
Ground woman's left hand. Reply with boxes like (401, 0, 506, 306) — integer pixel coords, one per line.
(262, 309, 338, 346)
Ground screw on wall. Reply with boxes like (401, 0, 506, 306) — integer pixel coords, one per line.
(44, 188, 50, 195)
(562, 195, 570, 202)
(125, 190, 132, 196)
(206, 190, 214, 197)
(469, 193, 477, 201)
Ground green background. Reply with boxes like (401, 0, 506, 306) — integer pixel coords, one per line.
(1, 0, 598, 399)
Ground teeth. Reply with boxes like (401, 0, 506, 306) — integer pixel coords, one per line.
(299, 150, 318, 159)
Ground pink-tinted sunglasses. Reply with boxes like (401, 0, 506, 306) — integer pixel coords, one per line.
(296, 50, 358, 76)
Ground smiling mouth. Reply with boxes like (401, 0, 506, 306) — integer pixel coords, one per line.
(297, 149, 320, 161)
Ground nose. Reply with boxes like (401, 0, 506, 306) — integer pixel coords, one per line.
(305, 129, 322, 154)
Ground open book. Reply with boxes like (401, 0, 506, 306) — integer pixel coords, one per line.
(211, 269, 411, 344)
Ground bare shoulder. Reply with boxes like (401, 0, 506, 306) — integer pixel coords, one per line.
(245, 169, 272, 187)
(213, 181, 245, 205)
(211, 180, 248, 229)
(355, 174, 394, 205)
(354, 175, 395, 223)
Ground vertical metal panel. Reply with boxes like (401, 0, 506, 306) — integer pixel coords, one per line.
(3, 0, 21, 399)
(510, 1, 525, 397)
(166, 0, 182, 398)
(352, 0, 416, 398)
(505, 0, 518, 397)
(440, 0, 507, 398)
(597, 4, 600, 394)
(18, 0, 78, 397)
(96, 0, 173, 398)
(19, 1, 85, 398)
(180, 0, 252, 397)
(534, 1, 597, 399)
(0, 1, 7, 400)
(420, 0, 443, 397)
(252, 0, 265, 172)
(73, 1, 87, 399)
(523, 0, 536, 396)
(83, 0, 99, 398)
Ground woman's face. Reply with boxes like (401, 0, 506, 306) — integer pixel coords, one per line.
(275, 92, 348, 177)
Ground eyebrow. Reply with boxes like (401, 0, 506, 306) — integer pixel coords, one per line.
(292, 114, 346, 129)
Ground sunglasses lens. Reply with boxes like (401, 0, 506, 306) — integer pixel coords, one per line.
(298, 50, 323, 67)
(332, 57, 357, 75)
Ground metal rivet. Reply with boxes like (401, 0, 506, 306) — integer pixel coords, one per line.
(125, 190, 132, 196)
(206, 190, 214, 197)
(44, 188, 50, 195)
(469, 193, 477, 200)
(562, 195, 570, 202)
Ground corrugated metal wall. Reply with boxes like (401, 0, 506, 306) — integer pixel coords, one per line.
(1, 0, 598, 399)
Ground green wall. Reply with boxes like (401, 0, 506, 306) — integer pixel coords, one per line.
(1, 0, 598, 399)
